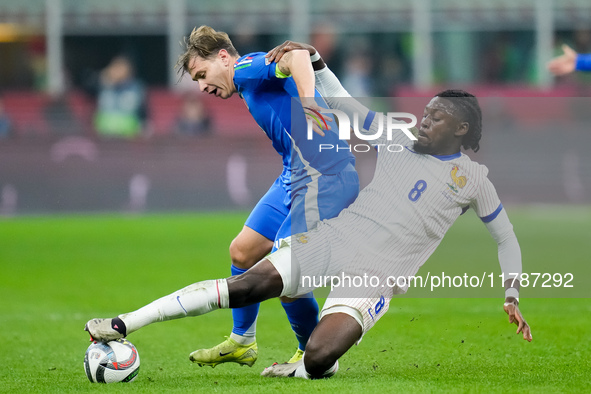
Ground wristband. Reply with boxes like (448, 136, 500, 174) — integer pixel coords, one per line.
(310, 51, 321, 62)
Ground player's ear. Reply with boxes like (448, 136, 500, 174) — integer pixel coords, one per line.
(218, 49, 229, 65)
(455, 121, 469, 137)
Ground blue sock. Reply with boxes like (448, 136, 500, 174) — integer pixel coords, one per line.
(231, 265, 260, 337)
(281, 296, 319, 351)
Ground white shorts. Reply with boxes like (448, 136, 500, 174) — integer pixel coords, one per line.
(266, 221, 350, 298)
(320, 292, 391, 342)
(266, 221, 394, 339)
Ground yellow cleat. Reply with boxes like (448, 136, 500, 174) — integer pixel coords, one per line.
(287, 348, 304, 364)
(189, 337, 258, 368)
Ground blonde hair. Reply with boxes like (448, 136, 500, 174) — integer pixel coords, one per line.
(176, 25, 239, 77)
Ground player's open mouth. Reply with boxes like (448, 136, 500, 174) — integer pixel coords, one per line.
(210, 88, 218, 96)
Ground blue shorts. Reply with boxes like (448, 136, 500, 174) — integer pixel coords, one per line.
(245, 163, 359, 252)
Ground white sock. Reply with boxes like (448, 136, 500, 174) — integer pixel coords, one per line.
(230, 332, 256, 345)
(294, 355, 339, 379)
(323, 360, 339, 377)
(294, 363, 310, 379)
(119, 279, 229, 334)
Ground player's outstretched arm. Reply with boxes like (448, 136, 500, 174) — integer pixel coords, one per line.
(276, 49, 330, 136)
(266, 41, 325, 70)
(276, 49, 316, 99)
(503, 296, 532, 342)
(547, 44, 578, 76)
(268, 41, 389, 142)
(481, 207, 532, 342)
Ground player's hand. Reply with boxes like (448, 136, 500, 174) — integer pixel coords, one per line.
(302, 98, 332, 137)
(503, 300, 532, 342)
(547, 44, 578, 76)
(266, 41, 318, 64)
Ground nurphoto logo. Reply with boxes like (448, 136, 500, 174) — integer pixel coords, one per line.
(305, 109, 418, 152)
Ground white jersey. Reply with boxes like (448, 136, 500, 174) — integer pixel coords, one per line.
(269, 126, 514, 334)
(270, 67, 521, 303)
(323, 131, 502, 289)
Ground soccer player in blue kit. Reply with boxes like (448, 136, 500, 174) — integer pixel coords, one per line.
(547, 43, 591, 75)
(174, 26, 359, 367)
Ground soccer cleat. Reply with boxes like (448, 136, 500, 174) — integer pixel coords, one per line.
(261, 359, 339, 379)
(261, 360, 302, 377)
(84, 318, 125, 342)
(189, 337, 258, 367)
(287, 348, 304, 364)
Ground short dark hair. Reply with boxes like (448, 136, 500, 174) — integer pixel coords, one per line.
(435, 89, 482, 152)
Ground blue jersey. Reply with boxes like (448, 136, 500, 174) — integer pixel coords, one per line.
(233, 52, 355, 184)
(576, 54, 591, 71)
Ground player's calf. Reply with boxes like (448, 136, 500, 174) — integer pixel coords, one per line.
(303, 339, 343, 378)
(303, 312, 362, 377)
(226, 260, 284, 308)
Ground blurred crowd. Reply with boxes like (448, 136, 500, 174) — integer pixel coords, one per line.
(1, 27, 591, 140)
(0, 54, 213, 140)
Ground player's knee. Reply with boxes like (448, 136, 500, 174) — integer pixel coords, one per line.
(304, 340, 340, 378)
(229, 238, 255, 269)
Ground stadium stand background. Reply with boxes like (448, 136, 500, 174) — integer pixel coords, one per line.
(0, 0, 590, 214)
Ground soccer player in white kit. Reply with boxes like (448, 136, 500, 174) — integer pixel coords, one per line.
(86, 44, 532, 380)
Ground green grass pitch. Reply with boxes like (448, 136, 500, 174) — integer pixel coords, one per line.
(1, 208, 589, 392)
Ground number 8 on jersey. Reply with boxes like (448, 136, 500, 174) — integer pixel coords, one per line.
(408, 180, 427, 202)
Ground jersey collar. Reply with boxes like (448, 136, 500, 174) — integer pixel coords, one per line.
(404, 147, 462, 161)
(431, 151, 462, 161)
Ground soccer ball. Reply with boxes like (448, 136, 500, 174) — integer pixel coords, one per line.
(84, 338, 140, 383)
